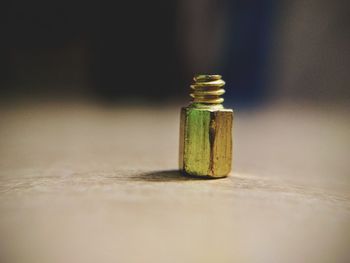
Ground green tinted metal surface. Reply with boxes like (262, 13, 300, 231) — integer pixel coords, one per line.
(179, 106, 233, 178)
(184, 108, 211, 176)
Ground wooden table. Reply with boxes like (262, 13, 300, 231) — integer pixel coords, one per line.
(0, 101, 349, 263)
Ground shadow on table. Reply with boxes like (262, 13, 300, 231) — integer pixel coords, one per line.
(131, 170, 218, 182)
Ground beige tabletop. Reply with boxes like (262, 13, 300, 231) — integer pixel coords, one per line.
(0, 101, 349, 263)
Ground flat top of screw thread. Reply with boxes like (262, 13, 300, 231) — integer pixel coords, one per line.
(194, 74, 222, 82)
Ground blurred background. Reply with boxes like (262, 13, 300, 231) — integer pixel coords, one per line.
(2, 0, 349, 106)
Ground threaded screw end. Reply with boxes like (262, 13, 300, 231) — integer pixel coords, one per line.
(190, 74, 225, 104)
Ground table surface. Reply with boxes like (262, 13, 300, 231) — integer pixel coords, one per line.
(0, 101, 349, 263)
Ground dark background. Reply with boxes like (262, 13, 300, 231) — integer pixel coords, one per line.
(2, 0, 350, 107)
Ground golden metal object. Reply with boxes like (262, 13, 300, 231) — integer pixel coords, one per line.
(179, 74, 233, 178)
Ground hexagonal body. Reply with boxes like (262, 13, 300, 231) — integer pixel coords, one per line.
(179, 106, 233, 178)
